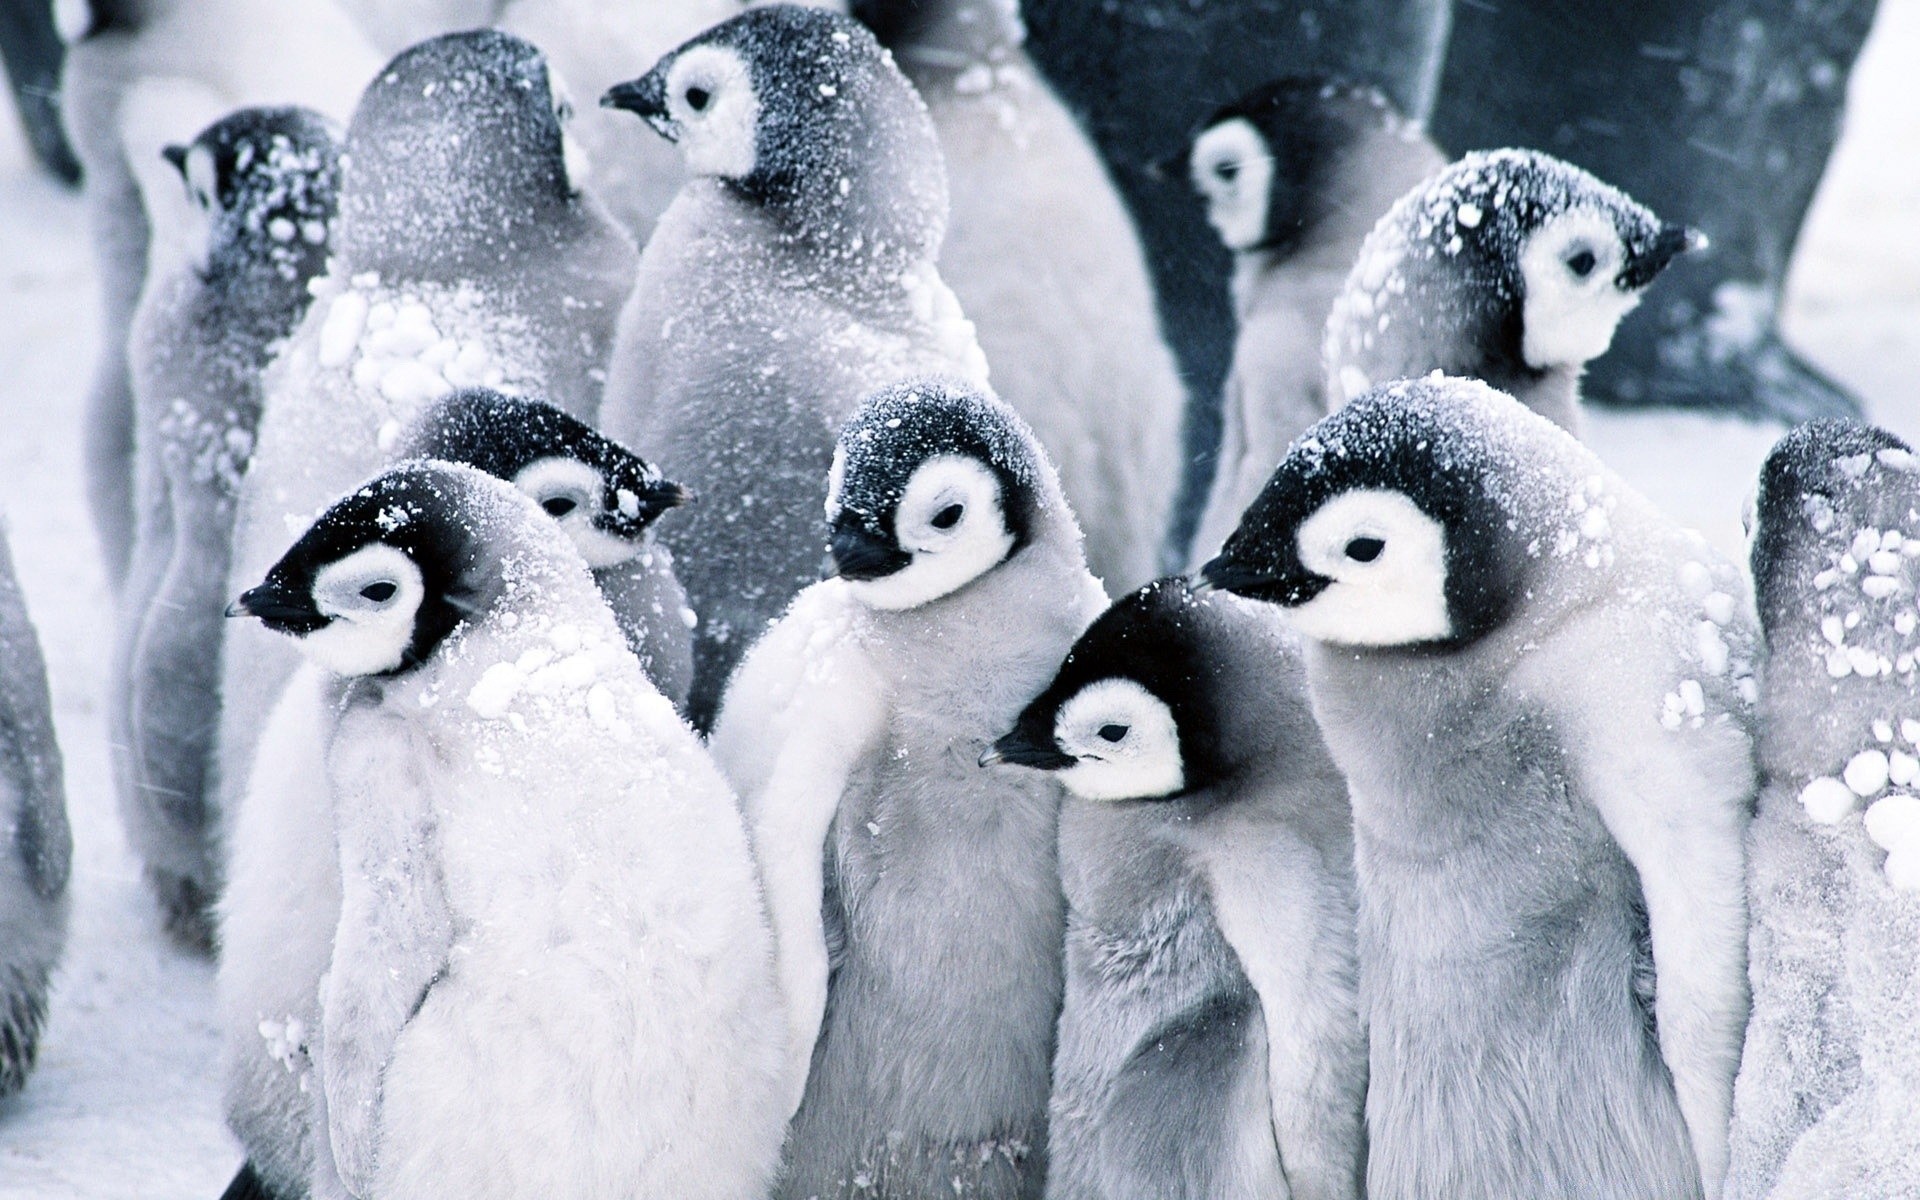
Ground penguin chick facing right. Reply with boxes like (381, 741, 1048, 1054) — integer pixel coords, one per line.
(987, 576, 1363, 1200)
(229, 461, 787, 1200)
(1323, 148, 1701, 435)
(1184, 76, 1445, 566)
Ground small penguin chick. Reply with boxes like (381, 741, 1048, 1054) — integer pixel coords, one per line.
(1183, 75, 1446, 565)
(1324, 148, 1701, 434)
(162, 105, 342, 284)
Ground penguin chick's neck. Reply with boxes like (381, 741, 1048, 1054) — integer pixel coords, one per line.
(874, 0, 1025, 72)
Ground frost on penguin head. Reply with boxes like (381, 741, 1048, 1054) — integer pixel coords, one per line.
(398, 388, 693, 568)
(1187, 75, 1418, 257)
(162, 106, 342, 284)
(603, 4, 947, 261)
(338, 30, 578, 275)
(1325, 149, 1700, 408)
(824, 377, 1053, 611)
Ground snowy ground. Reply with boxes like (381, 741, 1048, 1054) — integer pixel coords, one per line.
(0, 5, 1915, 1197)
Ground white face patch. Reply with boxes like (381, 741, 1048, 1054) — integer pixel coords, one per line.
(178, 143, 220, 272)
(1288, 488, 1451, 647)
(1190, 118, 1274, 253)
(547, 67, 590, 191)
(844, 455, 1015, 612)
(663, 45, 759, 180)
(1518, 208, 1641, 369)
(298, 544, 426, 677)
(1053, 678, 1185, 802)
(512, 457, 636, 569)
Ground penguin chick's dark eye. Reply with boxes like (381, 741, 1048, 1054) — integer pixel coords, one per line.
(1214, 160, 1240, 182)
(1565, 249, 1598, 278)
(360, 581, 398, 602)
(931, 503, 964, 530)
(542, 496, 579, 517)
(685, 86, 711, 112)
(1345, 536, 1385, 563)
(1097, 724, 1129, 743)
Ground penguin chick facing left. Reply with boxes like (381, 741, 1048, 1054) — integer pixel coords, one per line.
(112, 104, 342, 952)
(987, 577, 1364, 1200)
(599, 3, 991, 728)
(230, 461, 788, 1200)
(1200, 375, 1758, 1200)
(1184, 76, 1445, 566)
(1323, 149, 1700, 435)
(710, 378, 1105, 1199)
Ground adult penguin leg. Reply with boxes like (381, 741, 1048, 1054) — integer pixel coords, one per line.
(1427, 0, 1879, 424)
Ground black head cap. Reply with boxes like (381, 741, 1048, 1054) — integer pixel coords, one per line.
(172, 105, 342, 277)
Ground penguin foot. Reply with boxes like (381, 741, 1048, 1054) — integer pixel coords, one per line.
(147, 867, 218, 956)
(0, 963, 51, 1098)
(218, 1161, 290, 1200)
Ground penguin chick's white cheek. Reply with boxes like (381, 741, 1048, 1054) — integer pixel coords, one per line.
(1519, 208, 1641, 370)
(664, 46, 759, 180)
(298, 544, 425, 677)
(1190, 118, 1273, 253)
(1054, 678, 1185, 802)
(512, 456, 635, 569)
(1289, 489, 1451, 647)
(846, 455, 1015, 612)
(179, 143, 220, 274)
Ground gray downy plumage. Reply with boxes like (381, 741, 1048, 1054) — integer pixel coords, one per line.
(217, 29, 637, 887)
(710, 379, 1104, 1199)
(599, 4, 990, 728)
(1727, 420, 1920, 1198)
(1200, 375, 1758, 1200)
(0, 525, 71, 1100)
(988, 577, 1363, 1200)
(852, 0, 1187, 593)
(1184, 76, 1445, 568)
(1322, 149, 1699, 437)
(111, 105, 341, 952)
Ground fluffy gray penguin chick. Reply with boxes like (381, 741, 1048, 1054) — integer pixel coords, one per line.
(112, 104, 341, 952)
(0, 527, 71, 1099)
(1323, 149, 1700, 436)
(1184, 76, 1445, 567)
(1200, 375, 1758, 1200)
(229, 462, 787, 1200)
(599, 3, 989, 729)
(710, 378, 1104, 1199)
(1727, 420, 1920, 1198)
(851, 0, 1187, 592)
(988, 576, 1363, 1200)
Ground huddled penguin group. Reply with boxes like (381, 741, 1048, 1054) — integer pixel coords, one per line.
(1, 2, 1911, 1198)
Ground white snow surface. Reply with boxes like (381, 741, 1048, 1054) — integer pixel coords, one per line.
(0, 4, 1916, 1194)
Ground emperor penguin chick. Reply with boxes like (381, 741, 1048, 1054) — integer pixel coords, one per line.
(219, 30, 638, 878)
(1185, 77, 1444, 565)
(112, 105, 342, 951)
(229, 462, 787, 1200)
(1200, 375, 1759, 1200)
(853, 0, 1187, 592)
(710, 379, 1104, 1199)
(987, 577, 1363, 1200)
(0, 527, 71, 1099)
(1727, 421, 1920, 1198)
(216, 390, 695, 1200)
(1323, 149, 1700, 435)
(600, 4, 990, 727)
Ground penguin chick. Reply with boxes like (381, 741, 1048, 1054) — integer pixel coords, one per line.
(230, 461, 787, 1200)
(111, 104, 342, 952)
(1199, 375, 1758, 1200)
(218, 29, 638, 894)
(709, 378, 1104, 1198)
(852, 0, 1187, 592)
(987, 577, 1363, 1200)
(1727, 421, 1920, 1198)
(1323, 149, 1700, 435)
(1185, 76, 1445, 566)
(0, 528, 71, 1099)
(600, 3, 990, 728)
(218, 387, 694, 1200)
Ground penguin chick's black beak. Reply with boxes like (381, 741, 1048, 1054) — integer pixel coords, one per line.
(828, 524, 912, 582)
(1621, 223, 1707, 289)
(226, 582, 328, 635)
(1195, 553, 1327, 607)
(602, 72, 676, 140)
(981, 728, 1076, 771)
(162, 144, 190, 176)
(602, 478, 695, 534)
